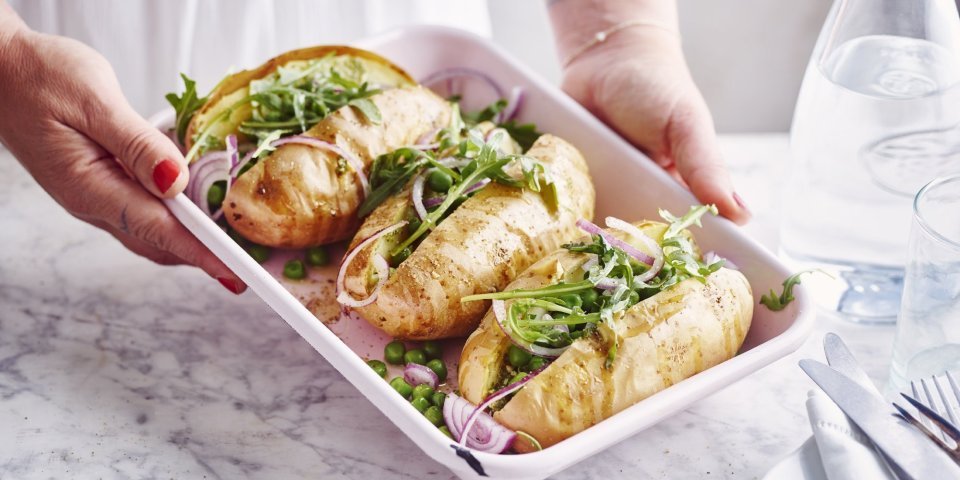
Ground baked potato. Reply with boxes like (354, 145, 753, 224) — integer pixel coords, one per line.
(223, 86, 452, 247)
(338, 133, 596, 340)
(457, 218, 753, 452)
(171, 46, 452, 247)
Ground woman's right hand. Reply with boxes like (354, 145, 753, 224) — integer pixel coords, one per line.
(0, 11, 246, 294)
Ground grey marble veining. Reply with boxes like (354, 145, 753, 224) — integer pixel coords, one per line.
(0, 135, 898, 479)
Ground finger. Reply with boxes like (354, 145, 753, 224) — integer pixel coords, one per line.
(668, 102, 751, 225)
(68, 157, 246, 294)
(82, 94, 189, 199)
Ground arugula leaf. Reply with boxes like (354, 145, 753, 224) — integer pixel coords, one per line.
(760, 269, 828, 311)
(500, 121, 542, 151)
(165, 73, 207, 146)
(349, 97, 382, 125)
(251, 130, 283, 160)
(661, 204, 719, 239)
(462, 99, 507, 124)
(357, 148, 430, 217)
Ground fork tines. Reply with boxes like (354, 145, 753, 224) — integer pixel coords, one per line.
(893, 371, 960, 462)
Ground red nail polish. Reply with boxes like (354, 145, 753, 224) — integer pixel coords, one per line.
(733, 192, 751, 213)
(152, 159, 180, 193)
(217, 277, 245, 295)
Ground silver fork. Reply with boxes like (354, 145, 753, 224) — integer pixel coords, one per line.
(892, 372, 960, 463)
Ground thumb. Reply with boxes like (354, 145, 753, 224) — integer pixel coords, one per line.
(86, 98, 189, 199)
(669, 101, 751, 225)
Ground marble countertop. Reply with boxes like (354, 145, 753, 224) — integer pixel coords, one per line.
(0, 134, 899, 479)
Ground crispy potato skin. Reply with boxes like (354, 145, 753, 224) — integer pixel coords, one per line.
(457, 222, 754, 452)
(223, 86, 452, 247)
(343, 134, 595, 340)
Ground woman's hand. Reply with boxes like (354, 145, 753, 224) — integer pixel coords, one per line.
(0, 15, 245, 293)
(549, 0, 751, 225)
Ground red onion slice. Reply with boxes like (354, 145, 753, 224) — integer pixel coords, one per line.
(576, 219, 654, 266)
(411, 173, 429, 221)
(420, 68, 505, 100)
(604, 216, 664, 282)
(336, 221, 407, 308)
(457, 367, 545, 452)
(497, 86, 525, 124)
(443, 393, 517, 454)
(187, 150, 230, 218)
(404, 363, 439, 388)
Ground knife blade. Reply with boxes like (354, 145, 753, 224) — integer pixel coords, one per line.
(800, 359, 960, 480)
(821, 333, 908, 479)
(823, 332, 882, 396)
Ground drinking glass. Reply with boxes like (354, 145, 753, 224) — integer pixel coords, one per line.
(888, 174, 960, 392)
(781, 0, 960, 323)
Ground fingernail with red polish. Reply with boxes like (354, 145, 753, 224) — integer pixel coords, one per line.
(733, 192, 751, 213)
(217, 277, 245, 295)
(152, 159, 180, 193)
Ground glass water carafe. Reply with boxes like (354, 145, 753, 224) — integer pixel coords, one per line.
(780, 0, 960, 322)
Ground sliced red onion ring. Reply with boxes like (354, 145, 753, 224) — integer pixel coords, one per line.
(412, 173, 429, 221)
(443, 393, 516, 453)
(420, 68, 505, 100)
(576, 219, 654, 266)
(423, 179, 491, 208)
(497, 86, 525, 124)
(336, 221, 408, 308)
(187, 150, 231, 218)
(704, 251, 737, 270)
(416, 127, 442, 145)
(604, 216, 665, 282)
(438, 157, 471, 169)
(595, 277, 625, 291)
(491, 299, 566, 359)
(580, 254, 599, 272)
(457, 367, 546, 452)
(403, 363, 439, 389)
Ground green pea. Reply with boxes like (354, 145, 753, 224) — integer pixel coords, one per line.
(423, 341, 443, 360)
(424, 406, 444, 426)
(384, 341, 406, 365)
(404, 349, 427, 366)
(283, 259, 307, 280)
(431, 391, 446, 408)
(247, 244, 272, 264)
(389, 377, 413, 398)
(412, 384, 435, 400)
(305, 246, 329, 266)
(427, 170, 453, 192)
(581, 288, 600, 310)
(507, 345, 532, 369)
(527, 356, 548, 371)
(426, 358, 447, 381)
(560, 294, 582, 309)
(367, 359, 387, 378)
(407, 217, 422, 235)
(411, 396, 431, 413)
(439, 426, 453, 439)
(390, 247, 411, 267)
(207, 181, 226, 210)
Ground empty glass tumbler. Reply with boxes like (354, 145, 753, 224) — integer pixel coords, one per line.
(888, 174, 960, 392)
(781, 0, 960, 322)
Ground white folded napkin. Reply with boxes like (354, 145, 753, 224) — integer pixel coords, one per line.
(763, 390, 895, 480)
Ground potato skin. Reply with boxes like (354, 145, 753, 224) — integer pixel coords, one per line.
(342, 134, 596, 340)
(457, 222, 754, 452)
(223, 86, 452, 247)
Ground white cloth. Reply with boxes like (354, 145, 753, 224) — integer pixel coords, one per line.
(8, 0, 492, 115)
(763, 390, 895, 480)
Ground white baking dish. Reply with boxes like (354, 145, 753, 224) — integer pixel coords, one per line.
(151, 25, 815, 480)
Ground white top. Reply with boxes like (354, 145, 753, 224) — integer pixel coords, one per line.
(9, 0, 492, 114)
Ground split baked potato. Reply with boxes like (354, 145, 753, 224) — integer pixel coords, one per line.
(457, 219, 754, 451)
